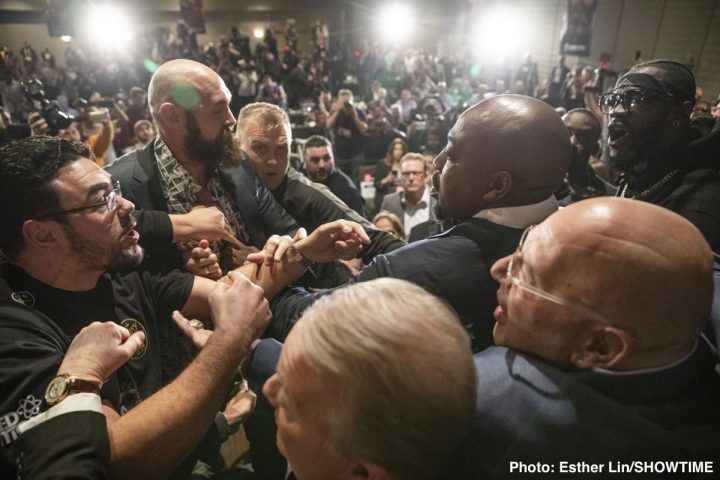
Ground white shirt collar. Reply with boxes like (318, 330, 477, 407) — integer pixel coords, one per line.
(472, 195, 559, 228)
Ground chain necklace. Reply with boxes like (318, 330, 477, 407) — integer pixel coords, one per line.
(617, 169, 681, 200)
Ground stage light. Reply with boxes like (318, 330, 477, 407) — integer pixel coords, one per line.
(83, 3, 134, 50)
(474, 8, 529, 62)
(253, 28, 264, 39)
(378, 4, 414, 44)
(60, 35, 72, 42)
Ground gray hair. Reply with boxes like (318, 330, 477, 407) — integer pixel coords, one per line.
(296, 278, 476, 479)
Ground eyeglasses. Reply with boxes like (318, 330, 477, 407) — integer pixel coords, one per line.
(401, 171, 425, 178)
(503, 225, 609, 324)
(597, 88, 676, 114)
(36, 182, 122, 219)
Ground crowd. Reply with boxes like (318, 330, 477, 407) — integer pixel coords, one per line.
(0, 14, 720, 480)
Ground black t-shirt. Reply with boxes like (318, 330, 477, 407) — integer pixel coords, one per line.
(333, 109, 366, 159)
(0, 264, 194, 457)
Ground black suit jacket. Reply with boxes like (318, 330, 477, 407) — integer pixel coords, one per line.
(13, 410, 109, 480)
(107, 141, 299, 272)
(464, 340, 720, 479)
(268, 219, 523, 350)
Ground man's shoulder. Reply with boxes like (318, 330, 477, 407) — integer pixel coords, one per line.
(106, 142, 155, 179)
(329, 169, 358, 190)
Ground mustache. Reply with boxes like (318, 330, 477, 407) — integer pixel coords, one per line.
(121, 214, 137, 236)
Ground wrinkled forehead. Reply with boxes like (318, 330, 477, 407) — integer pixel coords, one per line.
(243, 118, 291, 142)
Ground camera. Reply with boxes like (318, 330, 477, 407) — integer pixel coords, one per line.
(343, 99, 354, 115)
(22, 79, 74, 135)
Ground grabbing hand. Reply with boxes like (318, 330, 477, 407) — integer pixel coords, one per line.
(184, 239, 222, 279)
(245, 228, 307, 267)
(58, 322, 145, 385)
(181, 206, 243, 248)
(293, 220, 370, 263)
(230, 241, 261, 266)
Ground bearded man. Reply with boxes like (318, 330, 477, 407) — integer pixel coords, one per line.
(601, 59, 720, 252)
(108, 59, 298, 276)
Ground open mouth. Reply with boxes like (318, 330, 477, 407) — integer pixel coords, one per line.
(607, 121, 630, 149)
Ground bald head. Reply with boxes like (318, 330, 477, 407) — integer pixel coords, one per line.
(148, 59, 227, 119)
(539, 198, 711, 366)
(437, 95, 570, 219)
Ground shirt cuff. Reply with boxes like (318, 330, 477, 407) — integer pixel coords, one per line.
(17, 393, 102, 434)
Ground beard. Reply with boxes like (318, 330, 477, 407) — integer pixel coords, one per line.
(607, 117, 667, 174)
(62, 220, 143, 272)
(185, 112, 243, 168)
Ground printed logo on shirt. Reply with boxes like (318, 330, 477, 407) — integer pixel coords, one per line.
(0, 395, 42, 446)
(10, 291, 35, 307)
(121, 318, 147, 359)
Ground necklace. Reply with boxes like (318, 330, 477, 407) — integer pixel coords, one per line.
(617, 169, 681, 200)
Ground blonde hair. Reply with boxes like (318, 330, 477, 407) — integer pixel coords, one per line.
(296, 278, 476, 479)
(236, 102, 291, 142)
(373, 210, 406, 240)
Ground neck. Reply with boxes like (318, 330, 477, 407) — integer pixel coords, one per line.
(12, 254, 103, 292)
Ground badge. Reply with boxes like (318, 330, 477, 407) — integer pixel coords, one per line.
(120, 318, 147, 359)
(11, 291, 35, 307)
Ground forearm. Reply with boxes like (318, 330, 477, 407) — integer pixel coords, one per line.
(234, 259, 306, 301)
(327, 109, 339, 129)
(107, 333, 249, 479)
(169, 213, 200, 242)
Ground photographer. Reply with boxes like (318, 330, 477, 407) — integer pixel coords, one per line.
(327, 88, 368, 182)
(29, 97, 115, 167)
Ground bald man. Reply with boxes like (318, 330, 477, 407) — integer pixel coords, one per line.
(466, 197, 720, 477)
(601, 59, 720, 252)
(270, 95, 571, 350)
(108, 59, 298, 276)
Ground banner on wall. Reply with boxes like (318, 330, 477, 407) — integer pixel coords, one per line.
(44, 0, 74, 37)
(560, 0, 597, 57)
(180, 0, 206, 34)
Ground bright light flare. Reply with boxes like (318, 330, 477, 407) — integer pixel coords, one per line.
(474, 9, 528, 62)
(253, 28, 264, 39)
(83, 4, 134, 50)
(378, 4, 414, 43)
(60, 35, 72, 42)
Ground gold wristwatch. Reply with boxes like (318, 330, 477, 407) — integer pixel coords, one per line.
(45, 374, 102, 406)
(286, 243, 314, 269)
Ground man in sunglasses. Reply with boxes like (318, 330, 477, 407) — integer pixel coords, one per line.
(466, 197, 720, 476)
(599, 59, 720, 252)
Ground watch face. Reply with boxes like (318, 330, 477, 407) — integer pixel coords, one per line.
(45, 376, 68, 405)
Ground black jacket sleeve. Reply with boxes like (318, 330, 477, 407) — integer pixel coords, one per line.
(13, 411, 110, 480)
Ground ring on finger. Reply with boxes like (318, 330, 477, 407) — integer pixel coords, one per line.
(189, 319, 204, 330)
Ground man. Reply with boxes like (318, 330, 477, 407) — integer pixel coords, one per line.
(263, 279, 476, 480)
(302, 135, 366, 217)
(600, 58, 720, 252)
(379, 153, 435, 240)
(0, 136, 367, 478)
(107, 59, 298, 275)
(555, 108, 615, 204)
(235, 102, 404, 288)
(270, 95, 571, 351)
(327, 89, 368, 183)
(467, 198, 720, 477)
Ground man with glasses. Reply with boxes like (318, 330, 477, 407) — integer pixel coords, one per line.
(379, 153, 435, 241)
(598, 59, 720, 252)
(465, 197, 720, 476)
(0, 136, 368, 479)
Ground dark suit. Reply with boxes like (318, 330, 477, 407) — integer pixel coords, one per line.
(463, 340, 720, 479)
(13, 410, 109, 480)
(107, 141, 299, 273)
(379, 190, 437, 241)
(268, 219, 523, 351)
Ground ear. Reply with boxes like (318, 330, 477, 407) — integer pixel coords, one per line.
(481, 171, 513, 202)
(22, 219, 64, 252)
(158, 102, 183, 127)
(344, 462, 395, 480)
(570, 326, 632, 369)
